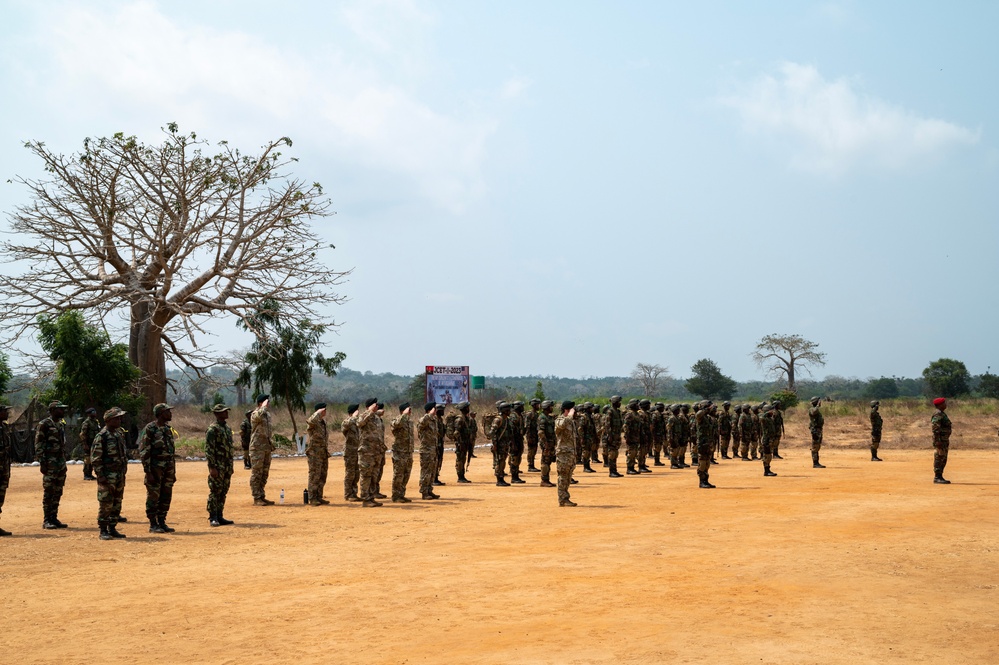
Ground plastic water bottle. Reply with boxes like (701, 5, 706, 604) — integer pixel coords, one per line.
(280, 488, 285, 504)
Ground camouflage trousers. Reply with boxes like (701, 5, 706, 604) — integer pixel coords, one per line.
(773, 434, 782, 456)
(638, 439, 650, 467)
(358, 447, 381, 501)
(697, 444, 712, 482)
(454, 442, 471, 477)
(249, 444, 272, 501)
(307, 446, 329, 502)
(871, 430, 882, 453)
(719, 432, 731, 457)
(435, 441, 444, 480)
(40, 462, 67, 521)
(671, 444, 685, 463)
(934, 443, 949, 476)
(526, 438, 538, 468)
(391, 449, 413, 500)
(207, 471, 232, 515)
(590, 436, 600, 462)
(509, 439, 524, 476)
(343, 440, 360, 499)
(82, 440, 93, 478)
(374, 446, 385, 496)
(144, 462, 176, 519)
(419, 449, 437, 496)
(652, 435, 665, 458)
(604, 444, 620, 467)
(731, 434, 741, 456)
(760, 438, 774, 468)
(574, 437, 583, 463)
(539, 444, 555, 478)
(493, 441, 509, 479)
(810, 430, 823, 453)
(0, 461, 9, 515)
(556, 451, 575, 504)
(626, 444, 639, 469)
(97, 475, 126, 526)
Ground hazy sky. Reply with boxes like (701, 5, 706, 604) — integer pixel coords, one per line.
(1, 1, 996, 382)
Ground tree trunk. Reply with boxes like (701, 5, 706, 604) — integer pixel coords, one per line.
(287, 401, 298, 439)
(130, 302, 168, 423)
(787, 364, 796, 393)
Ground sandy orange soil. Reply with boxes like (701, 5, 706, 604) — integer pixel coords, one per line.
(2, 438, 998, 664)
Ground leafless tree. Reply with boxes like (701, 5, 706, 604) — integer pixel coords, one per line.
(631, 362, 670, 397)
(751, 334, 826, 393)
(0, 124, 349, 419)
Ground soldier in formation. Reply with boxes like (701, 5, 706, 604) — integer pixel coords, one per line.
(772, 400, 785, 459)
(249, 395, 276, 505)
(600, 404, 622, 477)
(92, 407, 129, 540)
(36, 400, 70, 529)
(759, 403, 778, 477)
(808, 397, 826, 469)
(650, 402, 667, 466)
(389, 403, 414, 503)
(417, 401, 440, 499)
(869, 401, 883, 461)
(575, 403, 596, 474)
(239, 409, 253, 470)
(508, 401, 527, 483)
(931, 397, 951, 484)
(717, 402, 733, 459)
(694, 400, 716, 488)
(525, 399, 541, 472)
(490, 401, 514, 486)
(538, 400, 557, 487)
(623, 399, 642, 475)
(749, 404, 762, 460)
(730, 405, 743, 459)
(205, 403, 235, 526)
(342, 404, 361, 501)
(139, 403, 178, 533)
(80, 407, 100, 481)
(637, 399, 653, 472)
(554, 401, 578, 507)
(306, 403, 330, 505)
(0, 404, 11, 536)
(447, 402, 473, 484)
(356, 398, 386, 507)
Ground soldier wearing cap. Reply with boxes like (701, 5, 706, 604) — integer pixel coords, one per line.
(538, 400, 557, 487)
(138, 403, 178, 533)
(306, 403, 330, 506)
(931, 398, 951, 483)
(808, 397, 825, 469)
(205, 404, 235, 526)
(342, 404, 361, 501)
(555, 401, 578, 506)
(92, 407, 129, 539)
(525, 398, 542, 472)
(870, 401, 884, 462)
(389, 403, 414, 502)
(357, 398, 386, 506)
(508, 401, 527, 484)
(446, 402, 473, 484)
(760, 404, 778, 477)
(490, 402, 515, 486)
(248, 394, 276, 505)
(35, 400, 70, 529)
(417, 401, 440, 499)
(79, 407, 100, 481)
(0, 404, 14, 536)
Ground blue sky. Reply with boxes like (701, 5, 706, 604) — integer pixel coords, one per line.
(1, 1, 996, 382)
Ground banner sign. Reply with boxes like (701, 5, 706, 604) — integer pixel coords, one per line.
(426, 366, 470, 405)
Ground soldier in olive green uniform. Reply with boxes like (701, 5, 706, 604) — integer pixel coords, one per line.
(772, 400, 785, 459)
(738, 404, 753, 461)
(931, 397, 952, 484)
(623, 399, 642, 475)
(538, 401, 557, 487)
(490, 402, 515, 486)
(205, 404, 235, 526)
(35, 401, 70, 529)
(601, 404, 623, 477)
(695, 401, 716, 488)
(92, 407, 129, 540)
(508, 402, 527, 483)
(717, 402, 733, 459)
(306, 403, 330, 505)
(869, 401, 883, 461)
(555, 401, 578, 507)
(447, 402, 473, 483)
(139, 403, 178, 533)
(525, 398, 541, 472)
(808, 397, 826, 469)
(417, 402, 440, 499)
(749, 404, 762, 460)
(239, 410, 253, 470)
(80, 408, 100, 481)
(357, 398, 385, 506)
(389, 403, 414, 502)
(760, 404, 778, 477)
(651, 403, 667, 466)
(730, 405, 742, 459)
(637, 399, 653, 472)
(575, 403, 596, 474)
(342, 404, 361, 501)
(1, 404, 15, 536)
(605, 396, 623, 468)
(249, 394, 275, 505)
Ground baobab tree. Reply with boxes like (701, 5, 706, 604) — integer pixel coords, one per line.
(751, 334, 826, 393)
(631, 362, 670, 397)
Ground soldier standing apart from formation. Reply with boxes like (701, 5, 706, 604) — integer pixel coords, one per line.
(808, 397, 826, 469)
(449, 402, 473, 484)
(433, 403, 446, 487)
(490, 402, 514, 486)
(92, 407, 129, 540)
(0, 404, 13, 536)
(36, 400, 70, 529)
(537, 400, 557, 487)
(417, 402, 440, 500)
(931, 397, 952, 484)
(695, 401, 716, 488)
(356, 398, 384, 506)
(249, 394, 275, 505)
(341, 404, 361, 501)
(139, 403, 178, 533)
(80, 407, 100, 481)
(508, 401, 527, 483)
(760, 404, 778, 477)
(717, 402, 733, 460)
(623, 399, 642, 475)
(205, 404, 235, 526)
(869, 401, 884, 461)
(772, 401, 785, 459)
(555, 401, 578, 507)
(239, 410, 253, 470)
(389, 403, 414, 502)
(525, 398, 541, 472)
(306, 403, 330, 506)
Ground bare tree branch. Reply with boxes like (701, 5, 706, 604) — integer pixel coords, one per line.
(751, 334, 827, 393)
(630, 362, 670, 397)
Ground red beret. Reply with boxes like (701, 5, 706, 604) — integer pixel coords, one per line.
(933, 397, 946, 407)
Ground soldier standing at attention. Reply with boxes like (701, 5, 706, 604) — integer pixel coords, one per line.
(389, 402, 414, 503)
(92, 407, 129, 540)
(417, 402, 440, 500)
(575, 403, 596, 474)
(490, 402, 514, 486)
(651, 403, 667, 466)
(808, 397, 826, 469)
(760, 404, 778, 477)
(931, 397, 952, 484)
(357, 398, 384, 507)
(870, 401, 884, 461)
(749, 404, 762, 460)
(637, 399, 653, 472)
(249, 394, 275, 505)
(306, 403, 330, 506)
(508, 401, 527, 483)
(448, 402, 473, 484)
(80, 407, 100, 481)
(525, 398, 541, 472)
(0, 404, 13, 536)
(623, 399, 642, 475)
(606, 396, 623, 466)
(35, 401, 70, 529)
(689, 402, 701, 466)
(730, 405, 742, 460)
(433, 403, 446, 487)
(205, 404, 235, 526)
(555, 401, 578, 507)
(239, 410, 253, 470)
(342, 404, 361, 501)
(717, 402, 733, 460)
(695, 401, 716, 488)
(676, 404, 691, 468)
(772, 400, 785, 459)
(468, 409, 478, 460)
(738, 405, 753, 461)
(139, 403, 178, 533)
(600, 405, 623, 477)
(538, 400, 557, 487)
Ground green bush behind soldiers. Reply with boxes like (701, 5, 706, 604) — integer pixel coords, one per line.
(93, 407, 129, 540)
(35, 401, 70, 529)
(80, 408, 100, 481)
(205, 404, 235, 526)
(808, 397, 826, 469)
(0, 404, 14, 536)
(306, 403, 330, 506)
(869, 401, 884, 461)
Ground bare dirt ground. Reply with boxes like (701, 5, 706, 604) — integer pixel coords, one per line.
(2, 421, 998, 664)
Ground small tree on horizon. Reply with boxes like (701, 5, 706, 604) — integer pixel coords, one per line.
(684, 359, 737, 400)
(922, 358, 970, 398)
(751, 334, 826, 393)
(631, 363, 670, 397)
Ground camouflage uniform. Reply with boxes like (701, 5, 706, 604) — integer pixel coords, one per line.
(808, 401, 825, 467)
(390, 412, 413, 501)
(417, 411, 439, 497)
(306, 411, 329, 504)
(239, 412, 252, 469)
(749, 407, 762, 459)
(637, 403, 653, 470)
(738, 407, 754, 460)
(931, 407, 952, 480)
(717, 405, 733, 459)
(772, 406, 785, 458)
(138, 421, 177, 521)
(357, 409, 385, 503)
(341, 413, 360, 500)
(205, 419, 234, 516)
(433, 408, 445, 483)
(524, 406, 540, 471)
(623, 406, 642, 474)
(665, 407, 680, 468)
(555, 412, 577, 505)
(249, 405, 274, 501)
(573, 407, 594, 473)
(92, 423, 129, 527)
(79, 415, 101, 479)
(650, 406, 667, 465)
(605, 404, 623, 464)
(538, 407, 557, 485)
(508, 407, 525, 481)
(675, 407, 690, 467)
(688, 405, 700, 464)
(695, 408, 715, 487)
(600, 406, 622, 476)
(468, 414, 478, 457)
(35, 416, 68, 524)
(870, 404, 884, 460)
(760, 408, 777, 475)
(490, 410, 515, 484)
(731, 406, 743, 457)
(447, 410, 472, 482)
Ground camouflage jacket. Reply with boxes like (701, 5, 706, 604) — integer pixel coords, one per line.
(524, 410, 540, 444)
(489, 413, 515, 446)
(35, 417, 67, 467)
(760, 412, 776, 443)
(417, 412, 438, 454)
(931, 409, 951, 445)
(555, 414, 576, 455)
(239, 417, 252, 447)
(870, 410, 883, 433)
(808, 406, 824, 433)
(774, 411, 785, 437)
(600, 411, 615, 447)
(717, 411, 733, 436)
(677, 413, 690, 446)
(638, 409, 652, 445)
(651, 410, 666, 441)
(306, 411, 328, 453)
(665, 413, 678, 447)
(445, 412, 471, 447)
(91, 426, 128, 480)
(509, 412, 524, 443)
(138, 422, 176, 469)
(341, 414, 360, 452)
(205, 422, 234, 474)
(623, 410, 642, 446)
(538, 412, 556, 449)
(574, 411, 591, 446)
(391, 413, 413, 454)
(357, 409, 384, 453)
(739, 413, 753, 441)
(695, 410, 713, 447)
(608, 407, 623, 440)
(80, 416, 101, 449)
(750, 412, 762, 440)
(250, 407, 274, 451)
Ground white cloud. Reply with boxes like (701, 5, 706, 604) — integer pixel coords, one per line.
(500, 76, 531, 100)
(721, 61, 979, 174)
(21, 0, 502, 214)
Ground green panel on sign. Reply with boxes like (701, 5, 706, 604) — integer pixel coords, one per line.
(471, 376, 485, 389)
